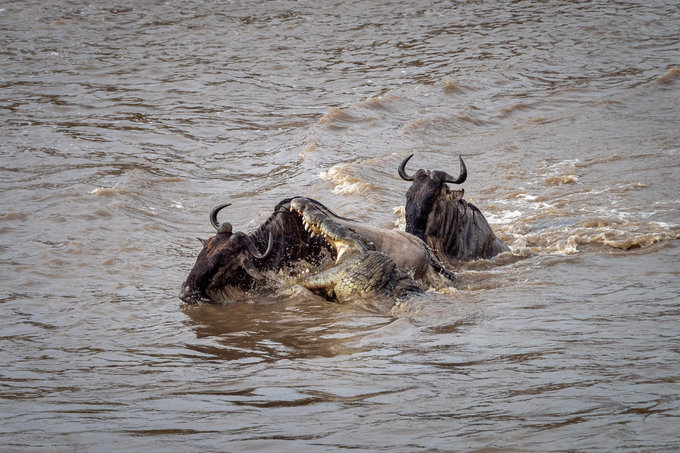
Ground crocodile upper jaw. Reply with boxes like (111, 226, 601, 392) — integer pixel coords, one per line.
(290, 203, 364, 264)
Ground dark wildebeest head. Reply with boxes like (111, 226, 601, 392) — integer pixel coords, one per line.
(398, 154, 509, 264)
(398, 154, 468, 240)
(179, 198, 333, 304)
(178, 203, 274, 304)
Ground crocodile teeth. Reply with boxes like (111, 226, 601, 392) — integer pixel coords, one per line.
(310, 231, 316, 238)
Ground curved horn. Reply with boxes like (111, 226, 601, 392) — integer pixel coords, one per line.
(441, 156, 467, 184)
(210, 203, 232, 231)
(239, 232, 274, 259)
(398, 154, 415, 181)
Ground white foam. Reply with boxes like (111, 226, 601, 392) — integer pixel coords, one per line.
(90, 186, 118, 195)
(318, 165, 373, 195)
(485, 210, 523, 224)
(515, 193, 538, 201)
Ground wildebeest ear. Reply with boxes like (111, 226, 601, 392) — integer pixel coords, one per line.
(196, 237, 207, 246)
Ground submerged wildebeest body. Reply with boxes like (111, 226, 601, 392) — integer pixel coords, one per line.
(399, 154, 510, 266)
(179, 197, 455, 304)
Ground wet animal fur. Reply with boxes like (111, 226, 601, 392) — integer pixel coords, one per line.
(404, 168, 510, 266)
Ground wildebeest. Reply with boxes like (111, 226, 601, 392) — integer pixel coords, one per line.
(179, 197, 456, 304)
(178, 199, 331, 304)
(398, 154, 510, 266)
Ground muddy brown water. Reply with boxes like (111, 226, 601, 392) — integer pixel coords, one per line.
(1, 1, 679, 451)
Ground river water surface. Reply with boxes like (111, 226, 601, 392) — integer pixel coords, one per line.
(1, 1, 679, 451)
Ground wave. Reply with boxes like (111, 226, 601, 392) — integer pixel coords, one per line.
(318, 163, 378, 195)
(302, 81, 484, 163)
(657, 66, 680, 85)
(545, 174, 579, 185)
(317, 107, 373, 130)
(402, 114, 491, 137)
(500, 217, 679, 256)
(314, 94, 412, 132)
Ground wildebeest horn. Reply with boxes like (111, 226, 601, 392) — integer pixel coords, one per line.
(237, 232, 274, 259)
(210, 203, 233, 233)
(399, 154, 467, 184)
(441, 156, 467, 184)
(398, 154, 415, 181)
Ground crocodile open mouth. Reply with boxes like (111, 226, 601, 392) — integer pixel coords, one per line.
(290, 201, 356, 262)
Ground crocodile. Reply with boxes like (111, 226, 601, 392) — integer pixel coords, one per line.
(288, 198, 423, 301)
(180, 196, 456, 304)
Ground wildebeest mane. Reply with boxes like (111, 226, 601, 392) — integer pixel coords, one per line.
(425, 197, 507, 264)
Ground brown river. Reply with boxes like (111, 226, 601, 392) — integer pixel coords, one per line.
(1, 1, 679, 451)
